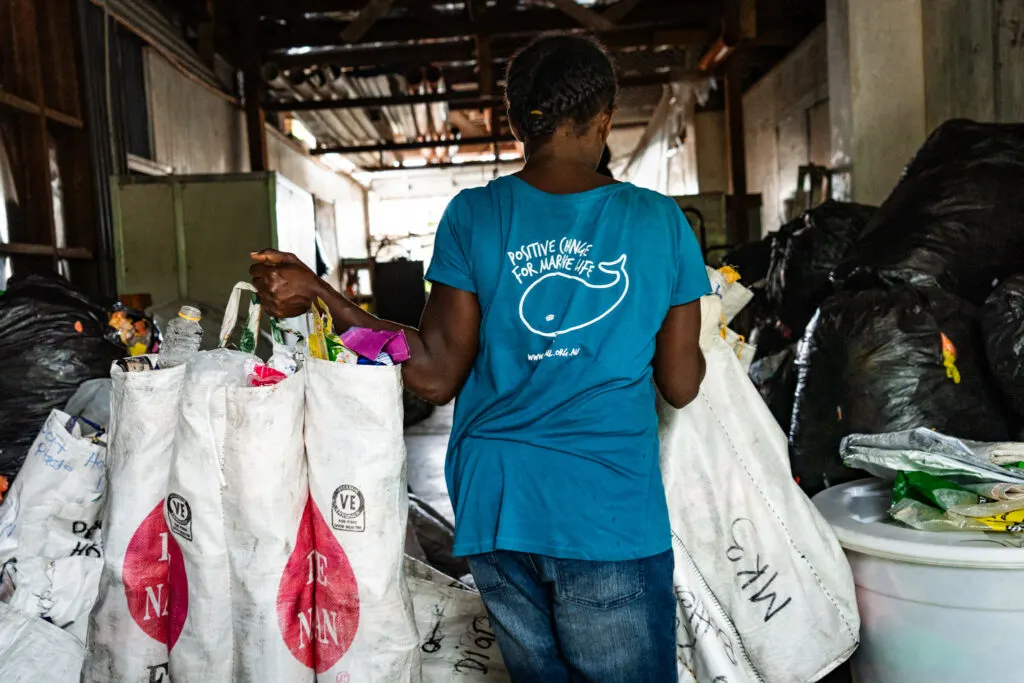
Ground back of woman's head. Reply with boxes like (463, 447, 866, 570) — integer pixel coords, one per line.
(505, 34, 617, 143)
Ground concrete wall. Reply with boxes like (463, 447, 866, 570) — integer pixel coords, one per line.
(694, 110, 729, 194)
(741, 25, 831, 234)
(833, 0, 1024, 205)
(144, 48, 368, 257)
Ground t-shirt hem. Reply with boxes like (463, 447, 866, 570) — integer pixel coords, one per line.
(425, 271, 477, 294)
(453, 536, 671, 562)
(670, 285, 713, 308)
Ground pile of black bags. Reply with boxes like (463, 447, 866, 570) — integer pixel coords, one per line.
(727, 119, 1024, 495)
(0, 274, 129, 481)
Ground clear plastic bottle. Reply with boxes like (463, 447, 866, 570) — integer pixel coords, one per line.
(159, 305, 203, 368)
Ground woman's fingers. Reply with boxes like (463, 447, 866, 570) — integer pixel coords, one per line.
(250, 249, 300, 266)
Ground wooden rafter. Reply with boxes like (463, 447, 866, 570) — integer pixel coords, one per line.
(602, 0, 646, 24)
(535, 0, 615, 32)
(340, 0, 397, 44)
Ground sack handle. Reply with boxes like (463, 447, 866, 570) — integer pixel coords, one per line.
(219, 282, 262, 353)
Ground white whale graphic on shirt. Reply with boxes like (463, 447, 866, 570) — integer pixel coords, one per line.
(518, 254, 629, 337)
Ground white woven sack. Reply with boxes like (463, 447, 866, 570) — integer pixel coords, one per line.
(0, 410, 107, 565)
(660, 336, 860, 682)
(405, 557, 509, 683)
(84, 362, 185, 683)
(221, 366, 314, 682)
(305, 358, 420, 682)
(0, 601, 84, 683)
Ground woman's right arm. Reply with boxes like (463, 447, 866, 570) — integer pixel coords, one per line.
(653, 300, 706, 409)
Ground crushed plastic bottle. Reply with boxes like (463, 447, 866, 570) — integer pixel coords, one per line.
(158, 305, 203, 368)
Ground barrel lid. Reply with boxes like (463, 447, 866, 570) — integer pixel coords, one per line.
(812, 478, 1024, 569)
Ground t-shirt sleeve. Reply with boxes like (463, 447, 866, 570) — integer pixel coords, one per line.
(670, 208, 712, 306)
(425, 196, 476, 294)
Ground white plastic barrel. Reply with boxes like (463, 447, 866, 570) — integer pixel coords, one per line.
(813, 478, 1024, 683)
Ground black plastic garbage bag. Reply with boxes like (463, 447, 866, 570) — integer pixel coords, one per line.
(982, 275, 1024, 419)
(766, 201, 877, 334)
(721, 234, 776, 286)
(408, 493, 469, 580)
(748, 344, 798, 432)
(0, 274, 124, 480)
(790, 285, 1009, 495)
(835, 120, 1024, 304)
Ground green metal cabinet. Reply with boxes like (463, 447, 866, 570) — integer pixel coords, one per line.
(111, 172, 316, 309)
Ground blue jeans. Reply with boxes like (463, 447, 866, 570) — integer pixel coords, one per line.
(467, 549, 677, 683)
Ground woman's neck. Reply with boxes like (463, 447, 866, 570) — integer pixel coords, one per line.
(516, 145, 617, 195)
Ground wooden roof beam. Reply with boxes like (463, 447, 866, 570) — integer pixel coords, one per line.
(340, 0, 397, 43)
(268, 26, 711, 69)
(548, 0, 616, 31)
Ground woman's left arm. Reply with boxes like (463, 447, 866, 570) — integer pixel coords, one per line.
(250, 250, 481, 405)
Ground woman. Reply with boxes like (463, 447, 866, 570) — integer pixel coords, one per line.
(251, 35, 709, 683)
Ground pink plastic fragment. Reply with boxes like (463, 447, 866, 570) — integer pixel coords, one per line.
(249, 363, 287, 387)
(340, 327, 411, 364)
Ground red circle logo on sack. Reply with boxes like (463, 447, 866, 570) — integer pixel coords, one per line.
(278, 495, 360, 672)
(123, 500, 187, 648)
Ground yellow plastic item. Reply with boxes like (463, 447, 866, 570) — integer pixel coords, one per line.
(308, 298, 332, 361)
(974, 508, 1024, 533)
(941, 333, 961, 385)
(717, 265, 742, 284)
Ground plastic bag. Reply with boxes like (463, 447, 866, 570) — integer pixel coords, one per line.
(790, 286, 1009, 494)
(0, 274, 123, 480)
(983, 275, 1024, 419)
(408, 494, 468, 581)
(765, 201, 877, 334)
(834, 120, 1024, 304)
(840, 428, 1024, 485)
(748, 344, 798, 431)
(63, 379, 112, 430)
(720, 235, 776, 286)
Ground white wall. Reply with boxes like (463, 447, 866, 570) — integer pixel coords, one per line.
(144, 48, 369, 258)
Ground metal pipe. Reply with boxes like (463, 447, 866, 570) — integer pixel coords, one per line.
(313, 134, 517, 155)
(263, 64, 377, 167)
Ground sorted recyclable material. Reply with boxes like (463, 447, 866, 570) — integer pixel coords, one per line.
(106, 305, 156, 358)
(342, 327, 411, 365)
(115, 356, 154, 373)
(158, 305, 203, 369)
(841, 428, 1024, 484)
(0, 274, 125, 481)
(245, 360, 288, 387)
(834, 120, 1024, 304)
(790, 286, 1009, 494)
(309, 297, 357, 363)
(766, 201, 877, 334)
(309, 297, 412, 366)
(889, 471, 1024, 533)
(983, 275, 1024, 419)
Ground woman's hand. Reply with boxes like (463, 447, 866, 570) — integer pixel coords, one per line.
(249, 249, 322, 319)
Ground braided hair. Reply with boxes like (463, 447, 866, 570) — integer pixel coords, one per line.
(505, 34, 617, 143)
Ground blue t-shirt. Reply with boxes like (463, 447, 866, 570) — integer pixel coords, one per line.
(425, 176, 710, 561)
